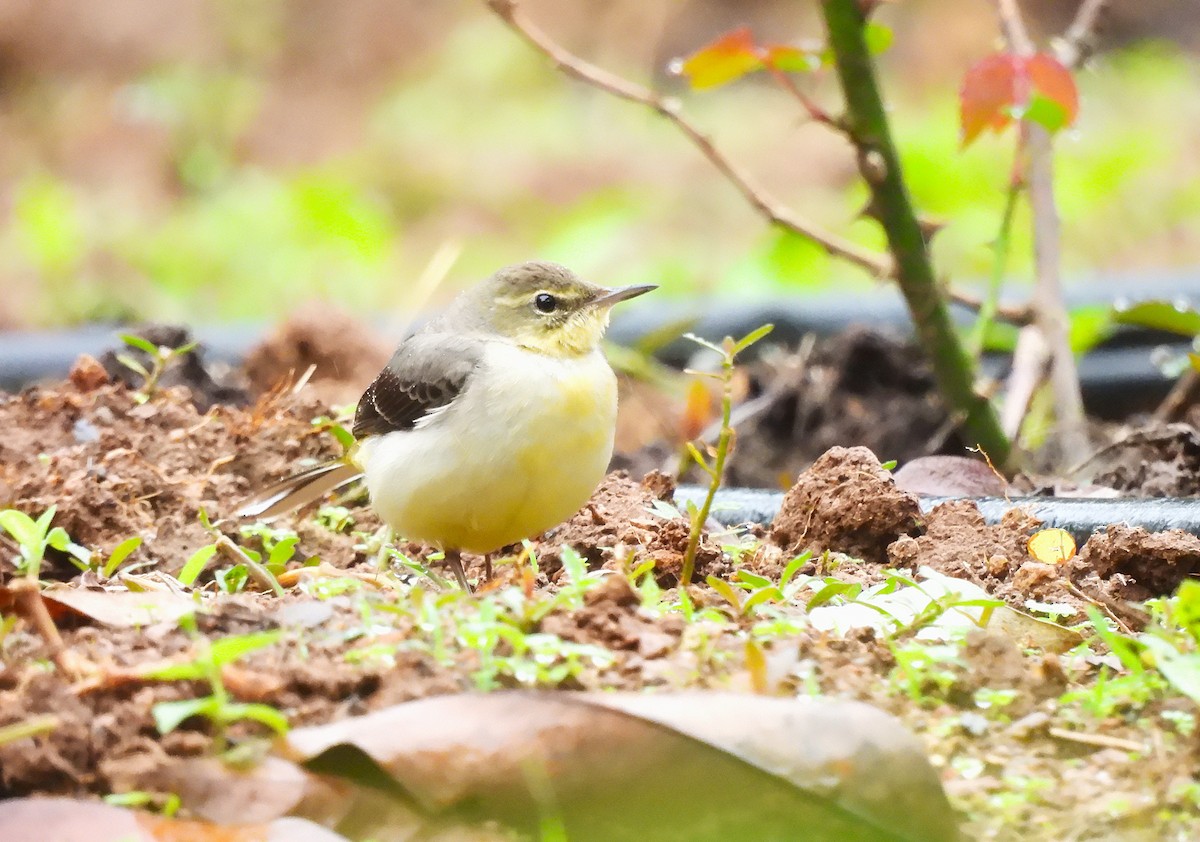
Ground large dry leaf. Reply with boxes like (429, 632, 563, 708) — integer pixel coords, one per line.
(40, 585, 197, 627)
(281, 690, 958, 842)
(0, 797, 348, 842)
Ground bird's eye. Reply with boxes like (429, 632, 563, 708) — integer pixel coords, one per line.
(534, 293, 558, 313)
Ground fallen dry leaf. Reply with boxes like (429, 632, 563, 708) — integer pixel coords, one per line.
(40, 585, 197, 628)
(279, 690, 957, 842)
(0, 797, 349, 842)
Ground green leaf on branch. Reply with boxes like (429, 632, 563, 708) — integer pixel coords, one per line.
(1024, 54, 1078, 133)
(864, 21, 894, 56)
(960, 52, 1078, 147)
(764, 45, 821, 74)
(1114, 300, 1200, 337)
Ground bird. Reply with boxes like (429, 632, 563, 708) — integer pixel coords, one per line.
(238, 261, 656, 588)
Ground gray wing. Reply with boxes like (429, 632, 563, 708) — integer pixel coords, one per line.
(353, 332, 484, 438)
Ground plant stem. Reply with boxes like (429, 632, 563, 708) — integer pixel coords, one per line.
(968, 175, 1023, 360)
(994, 0, 1090, 466)
(821, 0, 1011, 465)
(0, 714, 59, 746)
(680, 352, 733, 586)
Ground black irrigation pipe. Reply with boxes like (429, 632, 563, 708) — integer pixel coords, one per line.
(678, 485, 1200, 546)
(2, 270, 1198, 416)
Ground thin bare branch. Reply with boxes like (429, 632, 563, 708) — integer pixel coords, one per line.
(1057, 0, 1109, 69)
(993, 0, 1090, 465)
(485, 0, 1029, 326)
(995, 0, 1035, 56)
(484, 0, 889, 277)
(948, 287, 1033, 326)
(761, 63, 835, 126)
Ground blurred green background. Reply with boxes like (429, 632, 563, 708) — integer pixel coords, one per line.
(0, 0, 1197, 328)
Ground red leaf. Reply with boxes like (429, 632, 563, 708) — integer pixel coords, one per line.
(1026, 53, 1079, 132)
(676, 27, 764, 90)
(960, 52, 1079, 147)
(959, 53, 1022, 148)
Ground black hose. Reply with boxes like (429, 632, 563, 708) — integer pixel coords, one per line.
(1, 276, 1193, 415)
(678, 485, 1200, 545)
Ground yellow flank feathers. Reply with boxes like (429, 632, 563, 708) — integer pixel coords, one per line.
(359, 344, 618, 554)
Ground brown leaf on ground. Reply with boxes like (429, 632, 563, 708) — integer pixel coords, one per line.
(893, 454, 1008, 497)
(0, 797, 350, 841)
(280, 690, 958, 842)
(40, 586, 196, 628)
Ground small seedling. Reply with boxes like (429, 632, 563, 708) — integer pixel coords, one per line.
(101, 535, 143, 578)
(0, 506, 90, 578)
(142, 617, 288, 752)
(706, 551, 812, 618)
(177, 509, 284, 595)
(678, 324, 773, 587)
(0, 714, 59, 747)
(115, 333, 198, 403)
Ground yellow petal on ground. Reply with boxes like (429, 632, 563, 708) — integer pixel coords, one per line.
(1028, 528, 1077, 564)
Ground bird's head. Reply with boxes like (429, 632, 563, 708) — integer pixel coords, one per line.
(476, 261, 655, 357)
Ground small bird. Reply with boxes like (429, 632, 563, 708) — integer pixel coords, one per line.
(239, 261, 655, 588)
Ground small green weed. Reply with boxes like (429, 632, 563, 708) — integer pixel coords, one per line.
(115, 333, 198, 403)
(0, 506, 89, 577)
(678, 324, 773, 586)
(706, 551, 812, 618)
(143, 617, 288, 752)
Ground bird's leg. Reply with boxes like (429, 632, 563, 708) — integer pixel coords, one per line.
(483, 553, 493, 581)
(371, 525, 394, 571)
(444, 548, 471, 592)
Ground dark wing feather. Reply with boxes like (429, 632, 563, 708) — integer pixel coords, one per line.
(353, 333, 483, 438)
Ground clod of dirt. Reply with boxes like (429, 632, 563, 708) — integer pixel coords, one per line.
(242, 303, 391, 406)
(770, 446, 921, 563)
(885, 500, 1086, 616)
(542, 471, 722, 584)
(724, 329, 964, 488)
(1073, 423, 1200, 497)
(958, 630, 1066, 714)
(68, 354, 110, 392)
(1071, 523, 1200, 601)
(99, 324, 249, 410)
(540, 574, 684, 662)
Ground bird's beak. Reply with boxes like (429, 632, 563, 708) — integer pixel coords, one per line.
(591, 284, 657, 308)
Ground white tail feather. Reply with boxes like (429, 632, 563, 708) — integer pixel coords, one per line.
(237, 462, 363, 520)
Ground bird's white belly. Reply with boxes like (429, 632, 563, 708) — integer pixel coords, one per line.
(358, 347, 617, 553)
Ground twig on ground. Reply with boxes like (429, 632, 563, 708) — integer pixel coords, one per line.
(1048, 727, 1145, 753)
(215, 535, 285, 597)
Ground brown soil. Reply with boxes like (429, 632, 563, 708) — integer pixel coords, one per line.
(725, 329, 965, 488)
(3, 333, 1200, 840)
